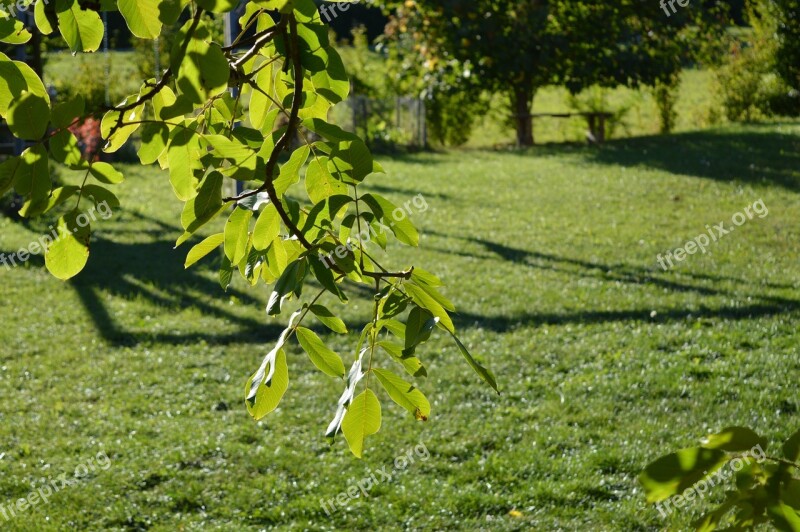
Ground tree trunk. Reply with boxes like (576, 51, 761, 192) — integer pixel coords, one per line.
(29, 28, 44, 81)
(512, 86, 535, 147)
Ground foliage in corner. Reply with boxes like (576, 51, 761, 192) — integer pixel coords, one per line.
(640, 427, 800, 530)
(0, 0, 498, 457)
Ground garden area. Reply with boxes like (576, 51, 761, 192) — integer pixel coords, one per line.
(1, 1, 800, 531)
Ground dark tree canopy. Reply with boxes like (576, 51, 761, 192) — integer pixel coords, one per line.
(375, 0, 727, 145)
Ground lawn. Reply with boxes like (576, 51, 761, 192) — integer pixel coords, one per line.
(1, 122, 800, 530)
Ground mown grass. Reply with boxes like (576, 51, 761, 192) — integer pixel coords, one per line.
(1, 122, 800, 530)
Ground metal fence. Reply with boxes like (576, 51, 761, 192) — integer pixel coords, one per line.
(332, 95, 428, 148)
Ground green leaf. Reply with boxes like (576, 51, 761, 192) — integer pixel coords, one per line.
(118, 0, 162, 39)
(404, 306, 436, 351)
(185, 233, 225, 268)
(192, 170, 224, 223)
(694, 495, 740, 532)
(224, 206, 253, 265)
(379, 288, 408, 319)
(450, 332, 499, 394)
(274, 145, 310, 196)
(0, 53, 49, 118)
(138, 122, 169, 165)
(152, 84, 177, 121)
(8, 92, 49, 140)
(373, 368, 430, 421)
(41, 186, 81, 215)
(296, 327, 345, 378)
(245, 309, 301, 418)
(13, 145, 50, 209)
(701, 427, 769, 453)
(328, 139, 374, 183)
(267, 258, 307, 315)
(245, 349, 289, 420)
(252, 203, 281, 251)
(51, 94, 84, 128)
(410, 279, 455, 312)
(48, 130, 83, 166)
(638, 447, 729, 503)
(305, 157, 347, 204)
(166, 124, 201, 201)
(196, 0, 238, 13)
(341, 389, 381, 458)
(360, 193, 419, 247)
(34, 0, 55, 34)
(158, 0, 182, 25)
(44, 210, 91, 280)
(311, 46, 349, 104)
(378, 341, 427, 378)
(309, 304, 347, 334)
(81, 184, 120, 209)
(784, 429, 800, 462)
(171, 21, 229, 105)
(0, 13, 31, 44)
(0, 155, 21, 196)
(325, 345, 368, 441)
(768, 501, 800, 531)
(101, 99, 145, 153)
(411, 268, 443, 287)
(206, 135, 259, 181)
(88, 162, 124, 185)
(249, 63, 274, 130)
(405, 283, 453, 333)
(303, 117, 361, 143)
(218, 253, 233, 290)
(308, 254, 347, 303)
(55, 0, 104, 52)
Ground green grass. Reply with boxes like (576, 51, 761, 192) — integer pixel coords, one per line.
(1, 122, 800, 530)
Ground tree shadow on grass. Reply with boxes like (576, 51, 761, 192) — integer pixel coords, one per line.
(69, 235, 284, 347)
(454, 301, 800, 332)
(583, 126, 800, 192)
(425, 232, 800, 332)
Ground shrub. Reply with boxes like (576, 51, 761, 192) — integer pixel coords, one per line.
(653, 74, 680, 134)
(51, 56, 125, 113)
(68, 118, 103, 162)
(716, 41, 767, 122)
(426, 89, 485, 147)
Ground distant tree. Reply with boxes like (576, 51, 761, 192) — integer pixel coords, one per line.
(374, 0, 727, 146)
(772, 0, 800, 90)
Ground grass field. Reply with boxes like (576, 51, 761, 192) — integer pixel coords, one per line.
(1, 122, 800, 530)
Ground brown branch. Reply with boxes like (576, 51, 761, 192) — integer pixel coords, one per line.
(223, 17, 413, 282)
(231, 18, 288, 71)
(362, 269, 414, 280)
(224, 15, 310, 251)
(104, 8, 204, 140)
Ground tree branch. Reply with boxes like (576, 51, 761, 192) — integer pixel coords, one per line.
(104, 8, 204, 139)
(223, 16, 413, 282)
(224, 15, 310, 250)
